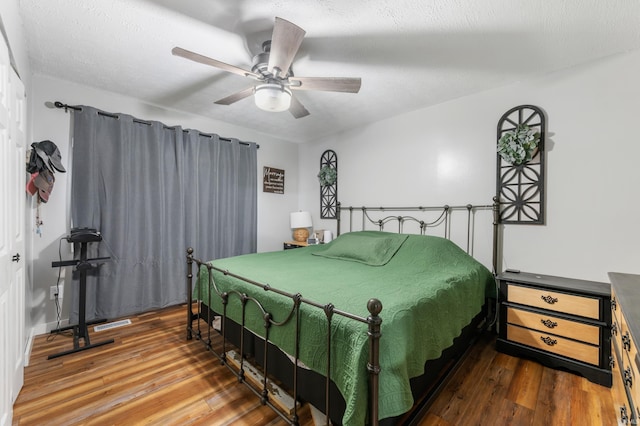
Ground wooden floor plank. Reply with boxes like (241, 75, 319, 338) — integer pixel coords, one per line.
(459, 351, 517, 425)
(12, 304, 616, 425)
(506, 358, 544, 410)
(426, 333, 497, 422)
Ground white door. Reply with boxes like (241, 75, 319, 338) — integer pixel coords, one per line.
(0, 34, 26, 426)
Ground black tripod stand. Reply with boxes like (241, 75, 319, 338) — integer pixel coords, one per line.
(49, 229, 114, 359)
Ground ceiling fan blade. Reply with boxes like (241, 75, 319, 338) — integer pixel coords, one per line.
(289, 95, 310, 119)
(289, 77, 361, 93)
(268, 17, 306, 78)
(214, 86, 255, 105)
(172, 47, 261, 80)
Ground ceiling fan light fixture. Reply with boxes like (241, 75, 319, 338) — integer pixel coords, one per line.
(173, 17, 361, 119)
(254, 83, 292, 112)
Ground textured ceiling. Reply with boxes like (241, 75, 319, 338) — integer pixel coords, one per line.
(18, 0, 640, 143)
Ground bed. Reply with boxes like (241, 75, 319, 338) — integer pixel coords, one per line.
(186, 203, 499, 425)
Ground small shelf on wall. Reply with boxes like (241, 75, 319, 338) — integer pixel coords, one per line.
(496, 105, 546, 225)
(319, 150, 338, 219)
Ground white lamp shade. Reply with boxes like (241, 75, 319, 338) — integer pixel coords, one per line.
(290, 211, 312, 229)
(254, 83, 292, 112)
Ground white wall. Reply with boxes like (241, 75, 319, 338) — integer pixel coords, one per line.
(29, 74, 299, 332)
(299, 50, 640, 283)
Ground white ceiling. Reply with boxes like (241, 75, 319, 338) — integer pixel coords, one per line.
(18, 0, 640, 143)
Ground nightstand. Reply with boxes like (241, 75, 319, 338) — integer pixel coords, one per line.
(496, 271, 612, 387)
(283, 241, 308, 250)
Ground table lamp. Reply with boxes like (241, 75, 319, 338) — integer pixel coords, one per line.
(290, 211, 312, 242)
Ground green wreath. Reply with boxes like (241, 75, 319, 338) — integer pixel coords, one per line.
(497, 124, 540, 166)
(317, 165, 337, 186)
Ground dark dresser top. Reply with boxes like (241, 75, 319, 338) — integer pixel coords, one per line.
(497, 271, 610, 297)
(608, 272, 640, 371)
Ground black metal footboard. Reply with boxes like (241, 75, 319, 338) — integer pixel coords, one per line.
(186, 247, 383, 426)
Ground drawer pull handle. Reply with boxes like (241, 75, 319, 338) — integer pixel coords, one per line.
(609, 355, 615, 369)
(612, 323, 618, 336)
(622, 332, 631, 351)
(623, 367, 633, 387)
(620, 406, 629, 424)
(540, 319, 558, 329)
(540, 295, 558, 304)
(540, 336, 557, 346)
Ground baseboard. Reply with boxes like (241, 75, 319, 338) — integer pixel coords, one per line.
(23, 327, 36, 367)
(32, 318, 70, 337)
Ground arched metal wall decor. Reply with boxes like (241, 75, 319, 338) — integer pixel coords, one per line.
(496, 105, 546, 224)
(319, 149, 338, 219)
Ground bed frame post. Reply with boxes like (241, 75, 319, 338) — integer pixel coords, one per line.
(367, 298, 383, 426)
(491, 196, 501, 275)
(186, 247, 194, 340)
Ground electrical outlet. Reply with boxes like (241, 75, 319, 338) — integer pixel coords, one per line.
(49, 285, 63, 300)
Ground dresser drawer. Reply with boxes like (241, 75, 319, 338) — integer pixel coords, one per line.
(620, 310, 640, 415)
(622, 349, 639, 413)
(612, 344, 635, 426)
(612, 319, 625, 369)
(612, 291, 623, 331)
(612, 345, 632, 426)
(507, 283, 600, 319)
(611, 289, 623, 360)
(507, 324, 600, 365)
(620, 306, 638, 363)
(507, 306, 600, 345)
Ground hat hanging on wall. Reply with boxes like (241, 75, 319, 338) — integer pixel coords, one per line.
(33, 169, 55, 203)
(26, 172, 39, 196)
(26, 149, 45, 174)
(32, 140, 66, 173)
(26, 139, 65, 203)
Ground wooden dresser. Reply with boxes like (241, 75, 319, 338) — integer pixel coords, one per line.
(496, 271, 612, 387)
(609, 272, 640, 425)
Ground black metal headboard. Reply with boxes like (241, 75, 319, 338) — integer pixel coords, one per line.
(336, 200, 501, 274)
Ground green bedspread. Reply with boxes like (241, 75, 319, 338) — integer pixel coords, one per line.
(195, 231, 494, 425)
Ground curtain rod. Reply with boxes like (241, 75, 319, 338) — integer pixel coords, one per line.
(54, 101, 81, 112)
(52, 101, 259, 148)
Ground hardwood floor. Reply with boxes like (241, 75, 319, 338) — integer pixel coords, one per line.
(13, 304, 616, 425)
(421, 333, 615, 425)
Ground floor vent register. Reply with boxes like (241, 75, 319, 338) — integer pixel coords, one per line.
(94, 319, 132, 332)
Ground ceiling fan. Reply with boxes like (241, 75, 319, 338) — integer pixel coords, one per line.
(172, 17, 361, 119)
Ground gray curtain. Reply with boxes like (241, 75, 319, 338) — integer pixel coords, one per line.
(70, 106, 257, 321)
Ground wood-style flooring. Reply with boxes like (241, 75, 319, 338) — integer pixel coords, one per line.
(12, 304, 616, 425)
